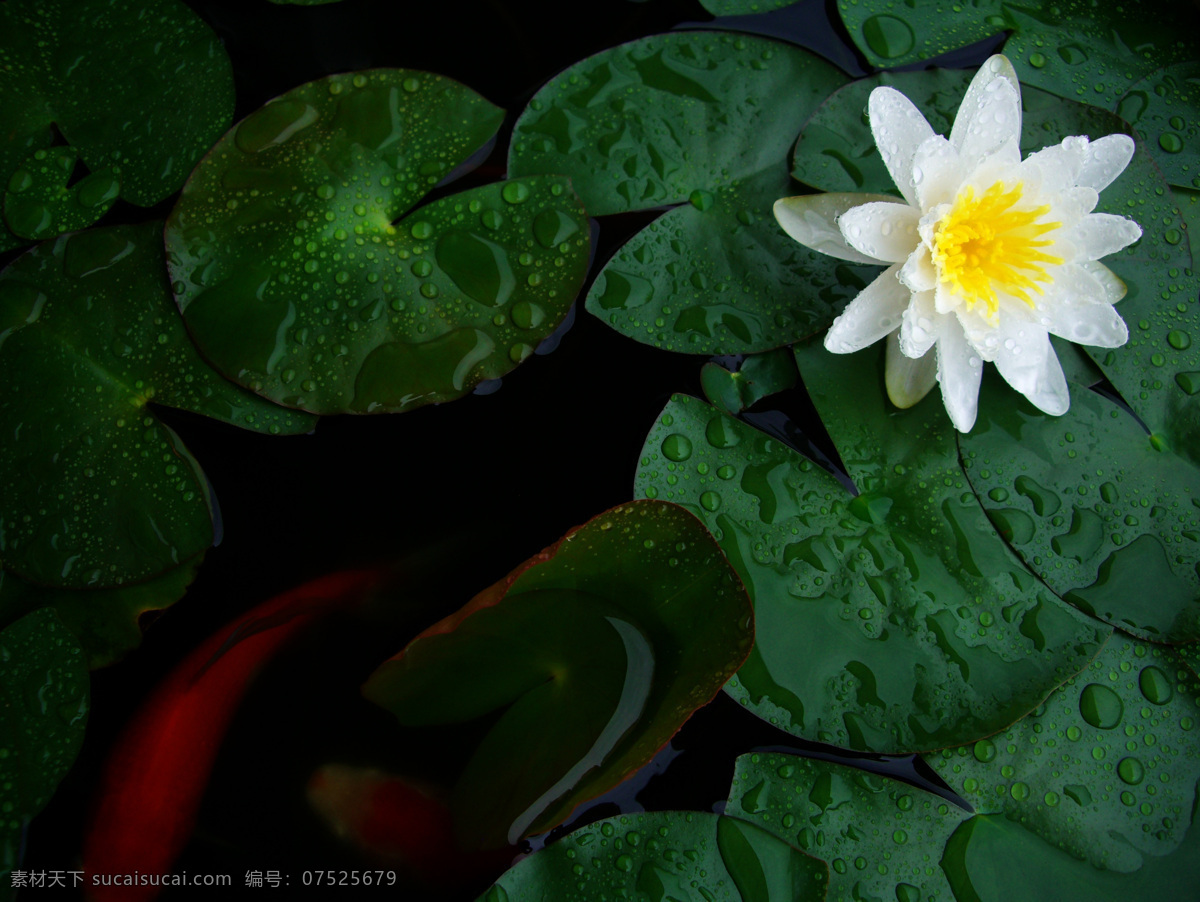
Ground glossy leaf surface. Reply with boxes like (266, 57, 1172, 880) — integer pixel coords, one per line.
(0, 609, 88, 885)
(168, 70, 590, 415)
(364, 501, 753, 849)
(635, 388, 1105, 753)
(700, 0, 798, 14)
(0, 223, 315, 589)
(1116, 61, 1200, 190)
(511, 31, 875, 354)
(479, 811, 827, 902)
(963, 378, 1200, 643)
(726, 751, 1200, 902)
(930, 632, 1200, 872)
(0, 559, 201, 669)
(836, 0, 1199, 111)
(3, 147, 120, 241)
(727, 753, 968, 902)
(84, 569, 382, 902)
(701, 348, 798, 415)
(0, 0, 233, 249)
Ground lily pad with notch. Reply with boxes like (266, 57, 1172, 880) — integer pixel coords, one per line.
(635, 375, 1106, 753)
(0, 222, 316, 590)
(363, 501, 753, 850)
(0, 0, 234, 250)
(3, 146, 120, 242)
(929, 632, 1200, 872)
(168, 69, 590, 415)
(510, 31, 877, 355)
(963, 376, 1200, 644)
(478, 810, 827, 902)
(0, 558, 203, 669)
(701, 348, 799, 415)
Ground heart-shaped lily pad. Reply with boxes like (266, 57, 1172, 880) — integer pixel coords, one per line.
(363, 500, 753, 850)
(929, 632, 1200, 872)
(167, 69, 591, 415)
(962, 377, 1200, 644)
(0, 608, 88, 886)
(701, 348, 799, 415)
(478, 810, 827, 902)
(0, 222, 316, 589)
(0, 558, 201, 669)
(0, 0, 234, 250)
(726, 748, 1200, 902)
(3, 146, 120, 242)
(510, 31, 878, 355)
(635, 384, 1106, 753)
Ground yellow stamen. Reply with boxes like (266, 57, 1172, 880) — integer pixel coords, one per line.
(932, 181, 1063, 324)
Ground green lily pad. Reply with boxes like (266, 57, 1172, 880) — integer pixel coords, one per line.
(0, 608, 88, 887)
(727, 753, 970, 901)
(4, 146, 120, 241)
(0, 222, 316, 589)
(836, 0, 1199, 111)
(1174, 187, 1200, 262)
(635, 385, 1106, 753)
(701, 0, 800, 14)
(1115, 61, 1200, 191)
(962, 378, 1200, 643)
(478, 811, 827, 902)
(701, 348, 799, 415)
(168, 69, 590, 415)
(726, 751, 1200, 902)
(1087, 163, 1197, 461)
(929, 632, 1200, 872)
(0, 0, 234, 249)
(0, 558, 202, 669)
(364, 501, 753, 850)
(510, 31, 877, 355)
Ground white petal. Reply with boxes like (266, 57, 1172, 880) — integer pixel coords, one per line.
(1022, 137, 1086, 189)
(935, 318, 983, 432)
(900, 288, 938, 357)
(912, 135, 965, 210)
(1077, 134, 1136, 192)
(993, 326, 1069, 415)
(934, 280, 959, 315)
(1046, 297, 1128, 347)
(1079, 260, 1127, 305)
(885, 330, 937, 408)
(869, 87, 936, 207)
(950, 55, 1020, 148)
(837, 202, 921, 262)
(1038, 265, 1128, 347)
(899, 245, 936, 292)
(824, 264, 910, 354)
(951, 60, 1023, 171)
(1067, 213, 1142, 261)
(774, 193, 898, 264)
(1045, 186, 1099, 227)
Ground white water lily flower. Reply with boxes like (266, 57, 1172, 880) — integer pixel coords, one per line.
(775, 55, 1142, 432)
